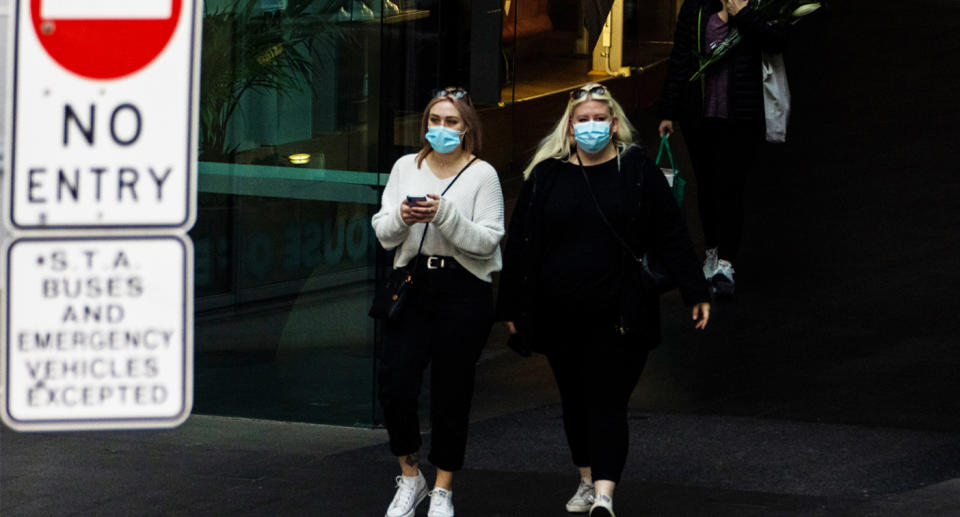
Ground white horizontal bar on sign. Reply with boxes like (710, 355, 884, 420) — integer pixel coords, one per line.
(41, 0, 172, 19)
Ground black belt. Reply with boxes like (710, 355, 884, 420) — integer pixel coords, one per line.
(415, 255, 462, 271)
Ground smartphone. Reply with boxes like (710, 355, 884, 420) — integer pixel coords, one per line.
(406, 195, 427, 206)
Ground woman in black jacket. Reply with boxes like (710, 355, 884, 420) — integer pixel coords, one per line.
(498, 83, 711, 516)
(658, 0, 786, 295)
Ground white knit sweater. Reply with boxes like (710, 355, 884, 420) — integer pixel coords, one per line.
(371, 154, 505, 282)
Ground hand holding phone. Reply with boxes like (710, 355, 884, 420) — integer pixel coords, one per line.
(401, 195, 429, 225)
(402, 194, 439, 225)
(406, 195, 427, 207)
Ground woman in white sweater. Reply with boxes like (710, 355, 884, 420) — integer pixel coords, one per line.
(371, 87, 504, 517)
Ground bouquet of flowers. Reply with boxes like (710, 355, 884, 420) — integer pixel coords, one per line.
(690, 0, 823, 81)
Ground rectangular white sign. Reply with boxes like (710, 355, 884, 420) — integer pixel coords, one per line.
(42, 0, 172, 19)
(6, 0, 199, 230)
(2, 235, 193, 431)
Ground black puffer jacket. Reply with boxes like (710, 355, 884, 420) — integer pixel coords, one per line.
(496, 146, 711, 351)
(657, 0, 787, 129)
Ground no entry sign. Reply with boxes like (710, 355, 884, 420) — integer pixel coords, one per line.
(32, 0, 183, 80)
(5, 0, 201, 230)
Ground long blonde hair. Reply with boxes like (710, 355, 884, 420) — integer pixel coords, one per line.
(522, 83, 636, 179)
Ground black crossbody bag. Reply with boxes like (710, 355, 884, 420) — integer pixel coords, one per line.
(369, 156, 478, 320)
(576, 152, 676, 336)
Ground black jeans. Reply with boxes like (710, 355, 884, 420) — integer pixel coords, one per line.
(378, 260, 493, 472)
(540, 309, 649, 484)
(683, 118, 760, 263)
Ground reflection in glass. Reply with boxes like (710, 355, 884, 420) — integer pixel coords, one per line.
(503, 0, 679, 103)
(193, 0, 386, 426)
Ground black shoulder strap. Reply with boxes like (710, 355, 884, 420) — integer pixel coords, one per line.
(411, 155, 480, 261)
(440, 155, 479, 196)
(575, 152, 641, 264)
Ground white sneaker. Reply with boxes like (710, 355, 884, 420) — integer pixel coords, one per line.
(385, 472, 428, 517)
(712, 259, 735, 296)
(565, 479, 595, 513)
(589, 493, 615, 517)
(427, 487, 454, 517)
(702, 247, 719, 279)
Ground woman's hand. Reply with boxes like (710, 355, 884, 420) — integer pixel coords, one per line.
(409, 194, 440, 223)
(506, 321, 518, 335)
(401, 194, 440, 225)
(400, 199, 422, 226)
(692, 302, 711, 330)
(721, 0, 749, 16)
(658, 120, 674, 138)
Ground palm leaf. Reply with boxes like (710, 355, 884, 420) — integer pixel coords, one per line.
(687, 0, 824, 81)
(690, 29, 742, 81)
(199, 0, 350, 160)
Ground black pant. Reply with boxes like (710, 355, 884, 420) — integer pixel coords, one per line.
(540, 309, 649, 484)
(378, 261, 493, 472)
(684, 118, 760, 263)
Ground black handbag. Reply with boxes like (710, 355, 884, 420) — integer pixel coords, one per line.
(640, 248, 677, 295)
(368, 252, 420, 321)
(577, 153, 676, 336)
(369, 156, 477, 320)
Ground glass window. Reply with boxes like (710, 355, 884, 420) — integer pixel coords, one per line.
(501, 0, 679, 104)
(623, 0, 678, 69)
(194, 0, 394, 426)
(503, 0, 593, 103)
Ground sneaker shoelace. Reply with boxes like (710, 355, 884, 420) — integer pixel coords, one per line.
(429, 489, 452, 510)
(577, 481, 594, 500)
(703, 248, 720, 278)
(391, 476, 418, 509)
(717, 260, 735, 278)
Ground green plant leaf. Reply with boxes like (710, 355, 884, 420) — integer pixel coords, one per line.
(199, 0, 351, 161)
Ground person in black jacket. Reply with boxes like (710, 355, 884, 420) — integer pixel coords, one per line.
(498, 83, 711, 517)
(658, 0, 786, 295)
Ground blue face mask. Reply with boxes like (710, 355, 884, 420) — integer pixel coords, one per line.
(425, 126, 462, 154)
(573, 120, 612, 153)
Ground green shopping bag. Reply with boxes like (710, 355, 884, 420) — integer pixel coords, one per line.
(655, 134, 686, 208)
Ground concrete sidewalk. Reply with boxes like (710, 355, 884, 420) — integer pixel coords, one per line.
(3, 401, 960, 516)
(4, 339, 960, 516)
(5, 285, 960, 516)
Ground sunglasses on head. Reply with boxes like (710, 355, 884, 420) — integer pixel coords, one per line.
(433, 87, 470, 100)
(570, 85, 609, 100)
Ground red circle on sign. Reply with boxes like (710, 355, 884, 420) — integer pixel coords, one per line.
(31, 0, 182, 80)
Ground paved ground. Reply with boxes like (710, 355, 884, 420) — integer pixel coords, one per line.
(3, 395, 960, 516)
(5, 0, 960, 515)
(4, 344, 960, 516)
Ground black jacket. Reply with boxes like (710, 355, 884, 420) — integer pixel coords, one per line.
(657, 0, 787, 128)
(496, 146, 711, 351)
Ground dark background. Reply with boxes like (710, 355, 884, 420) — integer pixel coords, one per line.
(642, 0, 960, 432)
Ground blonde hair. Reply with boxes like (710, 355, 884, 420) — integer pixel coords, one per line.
(415, 94, 482, 168)
(522, 83, 636, 179)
